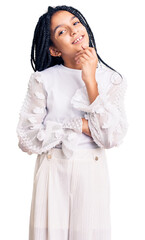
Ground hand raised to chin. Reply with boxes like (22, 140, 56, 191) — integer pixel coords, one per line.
(74, 44, 98, 84)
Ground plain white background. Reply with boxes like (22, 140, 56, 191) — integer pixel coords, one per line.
(0, 0, 145, 239)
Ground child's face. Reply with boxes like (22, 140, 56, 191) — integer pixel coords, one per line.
(49, 10, 89, 60)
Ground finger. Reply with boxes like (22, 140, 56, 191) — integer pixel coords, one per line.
(76, 48, 94, 59)
(75, 50, 84, 55)
(83, 49, 92, 58)
(81, 46, 97, 58)
(75, 50, 90, 58)
(89, 47, 97, 58)
(86, 48, 98, 62)
(75, 52, 90, 62)
(75, 45, 89, 56)
(78, 54, 90, 61)
(75, 49, 92, 59)
(76, 56, 87, 64)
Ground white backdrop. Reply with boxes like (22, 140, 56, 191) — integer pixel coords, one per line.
(0, 0, 145, 239)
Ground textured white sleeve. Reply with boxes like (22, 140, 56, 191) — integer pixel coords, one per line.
(71, 72, 129, 148)
(16, 72, 65, 155)
(62, 117, 83, 134)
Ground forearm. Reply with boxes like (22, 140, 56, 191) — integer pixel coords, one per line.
(81, 79, 99, 137)
(81, 78, 99, 137)
(85, 79, 99, 104)
(82, 118, 92, 137)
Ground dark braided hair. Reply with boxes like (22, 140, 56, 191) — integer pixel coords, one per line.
(31, 5, 121, 77)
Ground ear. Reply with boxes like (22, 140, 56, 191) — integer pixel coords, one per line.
(49, 46, 61, 57)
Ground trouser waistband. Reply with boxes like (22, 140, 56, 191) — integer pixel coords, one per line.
(46, 147, 106, 162)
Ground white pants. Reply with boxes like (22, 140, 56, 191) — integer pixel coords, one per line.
(29, 147, 111, 240)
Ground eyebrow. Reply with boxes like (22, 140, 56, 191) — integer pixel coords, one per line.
(53, 16, 77, 35)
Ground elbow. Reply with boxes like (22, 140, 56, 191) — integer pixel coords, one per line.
(17, 139, 33, 155)
(102, 128, 128, 149)
(87, 115, 129, 149)
(16, 126, 33, 155)
(91, 127, 128, 149)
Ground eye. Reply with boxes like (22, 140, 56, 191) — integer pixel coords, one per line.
(73, 21, 80, 25)
(59, 30, 65, 36)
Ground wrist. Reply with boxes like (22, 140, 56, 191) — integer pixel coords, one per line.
(82, 117, 92, 137)
(82, 74, 96, 83)
(84, 78, 97, 86)
(82, 118, 87, 132)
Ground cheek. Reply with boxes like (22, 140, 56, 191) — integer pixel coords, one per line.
(80, 25, 88, 33)
(79, 25, 89, 40)
(83, 28, 89, 38)
(59, 37, 72, 49)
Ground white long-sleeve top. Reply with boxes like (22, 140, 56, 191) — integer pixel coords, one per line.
(16, 63, 128, 158)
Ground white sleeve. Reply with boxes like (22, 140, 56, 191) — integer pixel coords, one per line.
(16, 72, 65, 155)
(71, 72, 129, 148)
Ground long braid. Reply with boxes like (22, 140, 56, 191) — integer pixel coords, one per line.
(30, 5, 121, 77)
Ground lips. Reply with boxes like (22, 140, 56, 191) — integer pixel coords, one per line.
(72, 35, 84, 44)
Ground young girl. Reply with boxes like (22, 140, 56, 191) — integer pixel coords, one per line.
(16, 5, 128, 240)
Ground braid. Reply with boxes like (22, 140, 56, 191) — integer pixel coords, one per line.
(31, 13, 51, 71)
(30, 5, 122, 77)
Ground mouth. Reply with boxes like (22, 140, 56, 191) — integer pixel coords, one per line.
(72, 35, 85, 44)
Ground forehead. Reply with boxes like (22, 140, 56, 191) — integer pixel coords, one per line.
(50, 10, 76, 27)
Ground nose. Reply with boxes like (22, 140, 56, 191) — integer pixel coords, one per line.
(70, 26, 78, 36)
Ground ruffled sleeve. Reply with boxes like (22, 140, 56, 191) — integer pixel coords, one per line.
(71, 71, 129, 148)
(16, 71, 67, 155)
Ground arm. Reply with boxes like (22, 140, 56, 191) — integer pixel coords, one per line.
(16, 71, 86, 157)
(74, 44, 128, 147)
(82, 78, 99, 137)
(71, 72, 129, 148)
(16, 72, 65, 155)
(74, 45, 99, 138)
(63, 80, 99, 138)
(82, 118, 92, 137)
(85, 79, 99, 104)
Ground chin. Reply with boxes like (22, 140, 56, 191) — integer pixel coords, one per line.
(79, 43, 89, 49)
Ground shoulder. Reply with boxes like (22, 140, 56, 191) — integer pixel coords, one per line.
(30, 64, 60, 84)
(40, 64, 60, 75)
(97, 63, 126, 86)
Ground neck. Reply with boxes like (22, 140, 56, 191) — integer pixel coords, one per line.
(63, 59, 82, 70)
